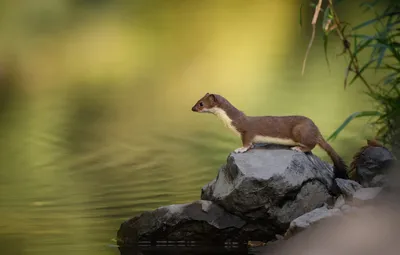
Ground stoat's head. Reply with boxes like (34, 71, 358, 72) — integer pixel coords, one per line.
(191, 93, 220, 113)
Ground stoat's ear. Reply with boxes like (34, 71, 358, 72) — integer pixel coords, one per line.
(208, 93, 218, 103)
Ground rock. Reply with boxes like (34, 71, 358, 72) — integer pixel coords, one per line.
(351, 187, 382, 206)
(335, 178, 363, 198)
(334, 195, 345, 209)
(353, 146, 394, 187)
(284, 204, 342, 238)
(201, 146, 336, 233)
(255, 203, 400, 255)
(117, 200, 273, 246)
(369, 174, 387, 187)
(340, 204, 357, 214)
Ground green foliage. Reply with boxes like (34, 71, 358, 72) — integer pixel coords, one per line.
(327, 111, 382, 141)
(301, 0, 400, 148)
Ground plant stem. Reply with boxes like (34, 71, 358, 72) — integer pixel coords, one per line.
(328, 0, 375, 94)
(302, 0, 323, 75)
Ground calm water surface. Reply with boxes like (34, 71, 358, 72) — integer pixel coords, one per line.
(0, 1, 375, 254)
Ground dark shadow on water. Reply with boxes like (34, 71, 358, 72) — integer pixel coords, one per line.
(118, 246, 249, 255)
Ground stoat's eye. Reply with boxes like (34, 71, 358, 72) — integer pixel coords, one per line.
(199, 102, 203, 107)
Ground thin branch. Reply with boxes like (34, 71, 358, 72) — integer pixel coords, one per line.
(328, 0, 375, 94)
(302, 0, 323, 75)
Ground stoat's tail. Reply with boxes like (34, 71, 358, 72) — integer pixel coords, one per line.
(317, 136, 349, 179)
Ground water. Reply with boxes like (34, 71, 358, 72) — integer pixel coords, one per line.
(0, 1, 375, 254)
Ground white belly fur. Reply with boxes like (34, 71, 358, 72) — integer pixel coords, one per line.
(253, 135, 299, 146)
(209, 107, 241, 136)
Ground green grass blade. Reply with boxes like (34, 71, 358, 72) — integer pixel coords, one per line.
(353, 37, 375, 55)
(327, 111, 382, 141)
(348, 58, 376, 85)
(352, 18, 380, 31)
(323, 33, 331, 71)
(322, 6, 331, 30)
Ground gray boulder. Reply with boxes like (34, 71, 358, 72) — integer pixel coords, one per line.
(284, 204, 342, 238)
(335, 178, 363, 198)
(117, 200, 273, 246)
(354, 146, 395, 187)
(201, 146, 336, 232)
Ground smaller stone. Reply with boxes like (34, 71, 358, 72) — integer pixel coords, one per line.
(335, 178, 363, 197)
(353, 145, 394, 188)
(334, 195, 345, 209)
(352, 187, 382, 206)
(284, 205, 342, 238)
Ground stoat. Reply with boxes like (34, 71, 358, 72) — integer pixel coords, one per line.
(191, 93, 348, 179)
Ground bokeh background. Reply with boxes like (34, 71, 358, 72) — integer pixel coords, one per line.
(0, 0, 378, 254)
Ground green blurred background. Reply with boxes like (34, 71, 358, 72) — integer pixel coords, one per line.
(0, 0, 377, 254)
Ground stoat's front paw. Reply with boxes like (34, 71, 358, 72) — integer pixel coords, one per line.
(291, 146, 303, 152)
(234, 147, 250, 153)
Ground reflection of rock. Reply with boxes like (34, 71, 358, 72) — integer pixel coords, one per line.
(118, 246, 248, 255)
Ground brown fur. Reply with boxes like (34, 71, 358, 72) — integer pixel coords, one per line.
(192, 93, 349, 179)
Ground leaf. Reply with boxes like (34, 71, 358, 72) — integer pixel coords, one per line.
(375, 46, 387, 69)
(352, 18, 380, 31)
(353, 37, 375, 55)
(384, 64, 400, 72)
(348, 58, 376, 85)
(360, 0, 381, 12)
(327, 111, 382, 141)
(334, 0, 346, 6)
(322, 6, 332, 30)
(323, 32, 331, 71)
(382, 72, 397, 85)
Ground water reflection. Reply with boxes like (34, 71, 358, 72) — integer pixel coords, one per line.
(118, 246, 249, 255)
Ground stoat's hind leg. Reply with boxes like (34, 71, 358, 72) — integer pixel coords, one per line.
(291, 121, 319, 153)
(291, 146, 312, 155)
(291, 146, 305, 152)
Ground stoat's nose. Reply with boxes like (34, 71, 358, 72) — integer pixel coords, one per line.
(191, 106, 197, 112)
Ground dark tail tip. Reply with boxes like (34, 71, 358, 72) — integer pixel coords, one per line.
(334, 168, 349, 179)
(333, 158, 349, 179)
